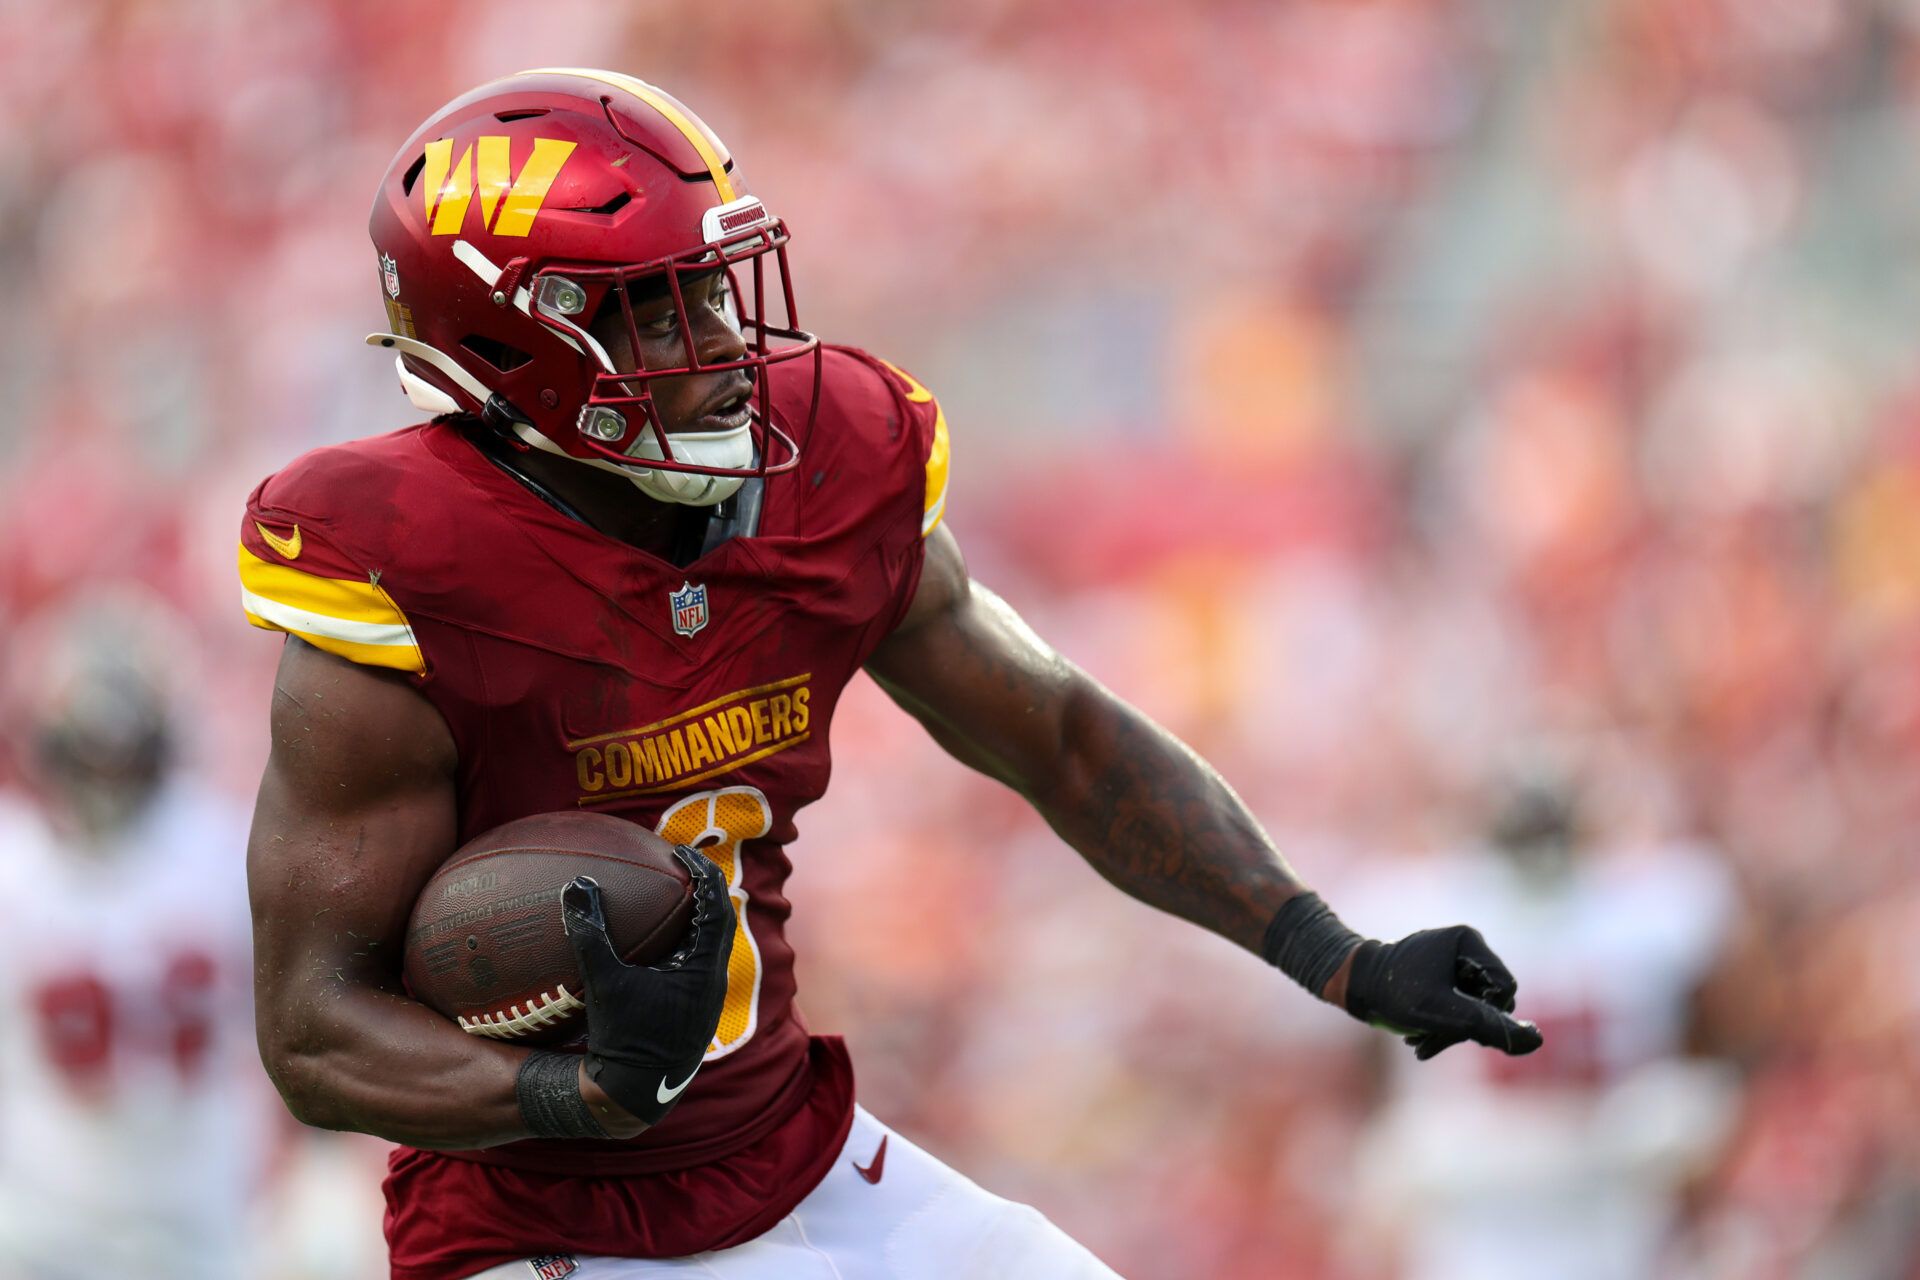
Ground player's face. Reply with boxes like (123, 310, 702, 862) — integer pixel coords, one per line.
(589, 269, 754, 439)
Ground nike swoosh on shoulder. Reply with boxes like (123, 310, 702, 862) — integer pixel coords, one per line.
(656, 1064, 700, 1105)
(255, 521, 302, 560)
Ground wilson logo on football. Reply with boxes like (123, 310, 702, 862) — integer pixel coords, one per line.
(421, 136, 577, 237)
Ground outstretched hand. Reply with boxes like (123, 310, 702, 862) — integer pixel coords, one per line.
(1334, 926, 1543, 1061)
(561, 844, 736, 1126)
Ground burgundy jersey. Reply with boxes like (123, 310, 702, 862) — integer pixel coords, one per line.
(238, 345, 949, 1277)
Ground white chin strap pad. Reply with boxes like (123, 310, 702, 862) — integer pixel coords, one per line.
(507, 420, 753, 508)
(633, 469, 745, 507)
(627, 424, 753, 507)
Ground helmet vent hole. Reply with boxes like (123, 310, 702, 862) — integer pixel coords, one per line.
(495, 108, 550, 122)
(400, 152, 428, 197)
(566, 192, 632, 217)
(460, 335, 533, 374)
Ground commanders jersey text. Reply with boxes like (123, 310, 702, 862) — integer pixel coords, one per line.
(572, 674, 812, 804)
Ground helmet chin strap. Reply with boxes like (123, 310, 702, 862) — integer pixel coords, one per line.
(368, 332, 495, 403)
(626, 423, 753, 506)
(635, 467, 744, 508)
(366, 333, 751, 509)
(506, 420, 748, 508)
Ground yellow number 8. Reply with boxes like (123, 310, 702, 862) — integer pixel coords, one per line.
(652, 786, 771, 1059)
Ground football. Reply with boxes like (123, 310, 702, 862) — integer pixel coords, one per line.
(402, 812, 696, 1047)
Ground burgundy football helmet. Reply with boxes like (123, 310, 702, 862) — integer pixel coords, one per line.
(367, 68, 817, 504)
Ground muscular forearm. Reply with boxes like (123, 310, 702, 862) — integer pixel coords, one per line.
(258, 981, 635, 1148)
(261, 980, 521, 1148)
(248, 639, 646, 1145)
(1027, 676, 1306, 955)
(873, 549, 1541, 1055)
(1032, 688, 1542, 1057)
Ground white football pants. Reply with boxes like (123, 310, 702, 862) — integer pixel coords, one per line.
(470, 1106, 1123, 1280)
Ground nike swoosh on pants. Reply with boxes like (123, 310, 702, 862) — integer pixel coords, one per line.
(854, 1134, 888, 1184)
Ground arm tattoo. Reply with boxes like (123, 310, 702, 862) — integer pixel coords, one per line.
(1045, 687, 1301, 954)
(873, 574, 1305, 957)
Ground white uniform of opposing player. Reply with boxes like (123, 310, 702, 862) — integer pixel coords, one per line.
(0, 783, 264, 1280)
(1341, 836, 1738, 1280)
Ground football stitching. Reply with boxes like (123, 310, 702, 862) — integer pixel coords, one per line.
(418, 843, 692, 1039)
(457, 984, 585, 1039)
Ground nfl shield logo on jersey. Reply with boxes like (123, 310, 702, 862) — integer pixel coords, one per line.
(670, 581, 710, 637)
(526, 1258, 578, 1280)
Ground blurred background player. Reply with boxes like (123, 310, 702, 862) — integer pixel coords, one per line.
(1341, 755, 1743, 1280)
(0, 593, 267, 1280)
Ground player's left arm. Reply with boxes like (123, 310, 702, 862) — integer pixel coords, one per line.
(867, 526, 1542, 1058)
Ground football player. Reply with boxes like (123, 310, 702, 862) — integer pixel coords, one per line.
(240, 69, 1542, 1280)
(0, 594, 264, 1279)
(1344, 769, 1739, 1280)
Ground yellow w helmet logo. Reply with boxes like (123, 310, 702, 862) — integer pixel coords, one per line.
(421, 136, 577, 237)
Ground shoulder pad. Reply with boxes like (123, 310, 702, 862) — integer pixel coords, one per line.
(786, 345, 949, 538)
(237, 434, 432, 675)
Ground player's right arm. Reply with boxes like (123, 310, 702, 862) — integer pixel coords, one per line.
(247, 636, 644, 1147)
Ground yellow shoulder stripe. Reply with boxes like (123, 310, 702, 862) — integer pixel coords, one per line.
(239, 545, 410, 625)
(524, 67, 735, 203)
(878, 358, 934, 404)
(922, 402, 950, 537)
(237, 545, 424, 674)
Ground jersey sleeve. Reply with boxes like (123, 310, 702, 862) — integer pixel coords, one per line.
(237, 468, 427, 676)
(871, 357, 951, 538)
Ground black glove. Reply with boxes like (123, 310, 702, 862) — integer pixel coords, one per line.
(561, 844, 736, 1126)
(1345, 926, 1543, 1060)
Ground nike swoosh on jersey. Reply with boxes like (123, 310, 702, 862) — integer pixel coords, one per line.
(656, 1064, 700, 1105)
(255, 521, 302, 560)
(854, 1133, 888, 1184)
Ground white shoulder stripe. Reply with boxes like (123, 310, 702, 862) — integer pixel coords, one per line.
(921, 478, 948, 536)
(240, 587, 420, 650)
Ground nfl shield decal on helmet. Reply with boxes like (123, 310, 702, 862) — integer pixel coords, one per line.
(670, 581, 710, 637)
(380, 252, 401, 299)
(526, 1258, 578, 1280)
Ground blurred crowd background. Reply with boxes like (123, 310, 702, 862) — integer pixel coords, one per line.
(2, 0, 1918, 1277)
